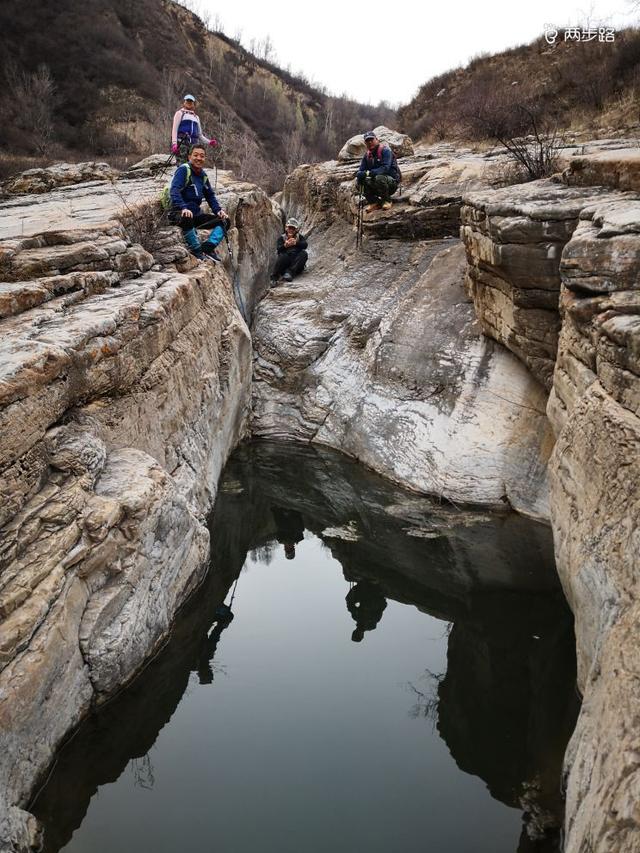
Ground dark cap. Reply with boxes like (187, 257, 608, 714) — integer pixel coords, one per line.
(363, 131, 376, 140)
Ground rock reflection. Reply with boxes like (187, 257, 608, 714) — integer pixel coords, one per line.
(32, 440, 578, 852)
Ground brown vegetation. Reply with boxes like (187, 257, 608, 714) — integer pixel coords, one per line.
(0, 0, 394, 192)
(116, 197, 167, 255)
(398, 29, 640, 144)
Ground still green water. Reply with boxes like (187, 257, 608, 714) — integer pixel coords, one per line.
(32, 442, 579, 853)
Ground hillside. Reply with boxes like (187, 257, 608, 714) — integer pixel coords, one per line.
(398, 28, 640, 144)
(0, 0, 394, 190)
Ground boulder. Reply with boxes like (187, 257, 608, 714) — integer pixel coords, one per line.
(2, 161, 118, 195)
(338, 125, 414, 161)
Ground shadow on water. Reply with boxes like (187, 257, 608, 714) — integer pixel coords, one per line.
(32, 440, 579, 853)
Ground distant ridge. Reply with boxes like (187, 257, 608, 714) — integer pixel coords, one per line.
(0, 0, 394, 189)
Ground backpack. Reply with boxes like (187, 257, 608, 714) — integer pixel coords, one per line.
(160, 163, 211, 211)
(367, 143, 402, 183)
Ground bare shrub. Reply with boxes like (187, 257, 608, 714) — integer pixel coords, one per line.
(116, 196, 167, 254)
(6, 64, 57, 154)
(495, 108, 564, 181)
(0, 155, 43, 183)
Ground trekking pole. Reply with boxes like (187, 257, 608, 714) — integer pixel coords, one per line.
(356, 183, 364, 250)
(224, 225, 233, 261)
(227, 576, 240, 609)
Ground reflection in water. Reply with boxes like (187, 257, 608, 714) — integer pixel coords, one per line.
(31, 441, 579, 853)
(196, 599, 235, 685)
(346, 580, 387, 642)
(271, 506, 305, 560)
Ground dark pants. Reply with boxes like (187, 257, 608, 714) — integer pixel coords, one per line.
(171, 212, 228, 233)
(175, 135, 192, 165)
(273, 250, 308, 278)
(361, 174, 398, 204)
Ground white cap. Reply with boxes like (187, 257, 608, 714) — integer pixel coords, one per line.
(183, 94, 196, 102)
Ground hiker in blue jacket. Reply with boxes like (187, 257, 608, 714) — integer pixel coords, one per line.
(169, 144, 228, 261)
(355, 131, 400, 212)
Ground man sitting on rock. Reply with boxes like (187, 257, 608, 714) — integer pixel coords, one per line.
(355, 131, 400, 212)
(271, 218, 308, 284)
(169, 144, 228, 262)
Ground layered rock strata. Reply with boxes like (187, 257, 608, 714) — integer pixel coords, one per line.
(252, 153, 554, 518)
(0, 163, 280, 849)
(461, 181, 617, 389)
(461, 144, 640, 852)
(548, 192, 640, 853)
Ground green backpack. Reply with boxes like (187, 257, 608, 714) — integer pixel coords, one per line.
(160, 164, 211, 211)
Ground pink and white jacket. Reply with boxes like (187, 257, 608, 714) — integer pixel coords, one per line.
(171, 108, 212, 147)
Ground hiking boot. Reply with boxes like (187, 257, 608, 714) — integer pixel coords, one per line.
(365, 203, 381, 213)
(282, 272, 293, 283)
(201, 244, 221, 262)
(381, 201, 392, 210)
(191, 249, 205, 260)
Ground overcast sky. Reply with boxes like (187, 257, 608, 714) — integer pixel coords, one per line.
(198, 0, 636, 105)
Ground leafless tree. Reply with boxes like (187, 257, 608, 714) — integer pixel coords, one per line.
(406, 668, 445, 729)
(284, 129, 306, 173)
(7, 64, 56, 155)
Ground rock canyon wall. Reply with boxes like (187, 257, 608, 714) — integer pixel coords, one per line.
(252, 146, 554, 518)
(461, 145, 640, 852)
(0, 160, 280, 850)
(1, 137, 640, 853)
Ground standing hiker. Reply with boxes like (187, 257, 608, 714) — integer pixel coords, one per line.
(355, 131, 400, 213)
(169, 144, 228, 261)
(171, 94, 217, 164)
(271, 218, 308, 284)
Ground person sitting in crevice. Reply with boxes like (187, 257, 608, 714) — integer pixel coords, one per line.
(271, 218, 308, 284)
(346, 580, 388, 642)
(169, 143, 229, 262)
